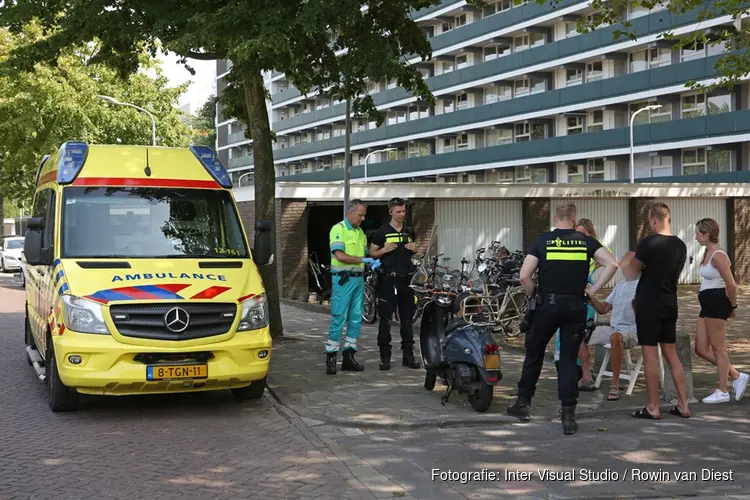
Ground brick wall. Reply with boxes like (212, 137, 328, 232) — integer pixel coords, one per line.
(409, 199, 435, 255)
(629, 197, 656, 247)
(277, 199, 308, 302)
(729, 197, 750, 284)
(237, 201, 256, 247)
(522, 198, 550, 249)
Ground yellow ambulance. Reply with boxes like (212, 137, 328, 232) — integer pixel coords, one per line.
(23, 142, 274, 412)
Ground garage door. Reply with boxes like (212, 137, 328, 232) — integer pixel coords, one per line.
(549, 198, 630, 287)
(651, 198, 728, 284)
(435, 200, 523, 266)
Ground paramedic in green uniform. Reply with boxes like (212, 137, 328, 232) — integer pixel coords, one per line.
(325, 200, 381, 375)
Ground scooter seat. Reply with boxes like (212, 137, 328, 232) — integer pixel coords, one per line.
(446, 318, 469, 332)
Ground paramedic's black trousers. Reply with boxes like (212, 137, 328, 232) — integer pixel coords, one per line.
(517, 294, 587, 407)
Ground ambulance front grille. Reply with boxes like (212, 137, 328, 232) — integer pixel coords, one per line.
(109, 303, 237, 341)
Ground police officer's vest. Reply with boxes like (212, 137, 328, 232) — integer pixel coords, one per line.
(537, 231, 595, 295)
(329, 220, 367, 272)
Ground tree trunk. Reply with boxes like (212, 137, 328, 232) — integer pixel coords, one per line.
(343, 96, 351, 218)
(241, 69, 284, 338)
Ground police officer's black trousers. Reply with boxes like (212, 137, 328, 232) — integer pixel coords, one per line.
(517, 296, 587, 407)
(377, 274, 415, 352)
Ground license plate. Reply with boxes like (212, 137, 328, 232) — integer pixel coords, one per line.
(484, 354, 501, 370)
(146, 364, 208, 381)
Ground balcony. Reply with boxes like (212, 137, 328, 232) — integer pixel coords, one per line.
(227, 130, 250, 144)
(228, 155, 254, 169)
(270, 55, 722, 162)
(270, 6, 708, 110)
(277, 109, 750, 182)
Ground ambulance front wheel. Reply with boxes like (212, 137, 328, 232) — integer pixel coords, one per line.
(231, 377, 266, 401)
(46, 334, 79, 412)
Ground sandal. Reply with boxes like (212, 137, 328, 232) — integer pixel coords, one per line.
(631, 407, 662, 419)
(668, 406, 691, 418)
(607, 387, 621, 400)
(578, 379, 596, 391)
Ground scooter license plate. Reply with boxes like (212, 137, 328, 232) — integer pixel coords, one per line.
(484, 354, 501, 370)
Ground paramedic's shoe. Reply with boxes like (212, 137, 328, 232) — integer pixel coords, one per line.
(341, 349, 364, 371)
(326, 353, 337, 375)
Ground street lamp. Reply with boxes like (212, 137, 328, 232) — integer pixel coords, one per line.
(630, 104, 662, 183)
(363, 147, 396, 183)
(238, 171, 253, 188)
(97, 95, 157, 146)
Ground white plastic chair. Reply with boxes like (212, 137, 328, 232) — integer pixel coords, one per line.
(595, 343, 665, 395)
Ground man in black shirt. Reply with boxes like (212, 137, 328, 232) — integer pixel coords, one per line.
(507, 202, 618, 435)
(369, 198, 421, 371)
(624, 202, 691, 420)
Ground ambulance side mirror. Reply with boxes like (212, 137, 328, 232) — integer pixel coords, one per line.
(24, 217, 45, 266)
(253, 221, 274, 266)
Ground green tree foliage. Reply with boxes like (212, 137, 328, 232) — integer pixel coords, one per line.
(188, 94, 218, 148)
(0, 23, 191, 205)
(0, 0, 457, 336)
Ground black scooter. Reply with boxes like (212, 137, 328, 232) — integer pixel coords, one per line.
(417, 257, 503, 413)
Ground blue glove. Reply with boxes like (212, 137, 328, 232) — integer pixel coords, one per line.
(363, 258, 381, 270)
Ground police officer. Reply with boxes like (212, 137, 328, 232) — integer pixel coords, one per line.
(325, 200, 381, 375)
(507, 202, 618, 435)
(369, 197, 421, 371)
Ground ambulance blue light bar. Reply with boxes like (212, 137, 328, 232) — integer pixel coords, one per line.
(190, 146, 232, 188)
(57, 142, 89, 184)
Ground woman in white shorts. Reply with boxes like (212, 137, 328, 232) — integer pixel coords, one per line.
(693, 218, 747, 404)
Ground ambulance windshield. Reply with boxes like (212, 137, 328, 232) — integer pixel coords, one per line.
(61, 187, 249, 259)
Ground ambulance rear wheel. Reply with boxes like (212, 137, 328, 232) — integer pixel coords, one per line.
(46, 335, 79, 412)
(231, 378, 266, 401)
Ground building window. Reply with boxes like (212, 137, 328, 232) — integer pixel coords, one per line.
(316, 129, 331, 141)
(408, 105, 429, 121)
(564, 21, 579, 38)
(587, 110, 604, 131)
(456, 54, 469, 69)
(586, 61, 603, 82)
(442, 61, 454, 73)
(707, 40, 728, 56)
(682, 93, 705, 118)
(650, 102, 672, 122)
(566, 68, 583, 86)
(587, 159, 605, 181)
(514, 78, 530, 97)
(456, 134, 470, 150)
(629, 48, 670, 73)
(513, 33, 545, 53)
(708, 91, 732, 114)
(483, 0, 512, 17)
(629, 50, 649, 73)
(443, 99, 455, 114)
(516, 166, 548, 183)
(567, 116, 584, 135)
(567, 164, 585, 183)
(650, 156, 673, 177)
(515, 123, 546, 142)
(496, 169, 515, 183)
(630, 101, 668, 125)
(486, 128, 513, 146)
(531, 76, 546, 94)
(442, 21, 454, 33)
(484, 43, 511, 61)
(650, 48, 671, 68)
(485, 83, 512, 104)
(443, 138, 455, 153)
(629, 2, 650, 19)
(681, 41, 705, 62)
(455, 14, 467, 27)
(456, 93, 470, 110)
(682, 148, 706, 175)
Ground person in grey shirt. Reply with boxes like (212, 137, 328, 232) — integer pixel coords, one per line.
(585, 252, 640, 401)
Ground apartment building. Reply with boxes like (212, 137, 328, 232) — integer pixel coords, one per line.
(215, 0, 749, 186)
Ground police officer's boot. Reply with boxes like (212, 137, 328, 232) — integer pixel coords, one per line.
(326, 352, 337, 375)
(402, 345, 421, 369)
(506, 395, 531, 422)
(379, 346, 391, 371)
(561, 405, 577, 435)
(341, 349, 364, 371)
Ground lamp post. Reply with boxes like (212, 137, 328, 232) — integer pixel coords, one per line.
(363, 147, 396, 183)
(630, 104, 662, 183)
(97, 95, 157, 146)
(238, 171, 253, 188)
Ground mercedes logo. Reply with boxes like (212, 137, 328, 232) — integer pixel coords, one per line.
(164, 307, 190, 333)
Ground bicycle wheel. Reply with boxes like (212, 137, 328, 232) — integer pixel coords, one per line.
(501, 289, 530, 338)
(319, 289, 332, 305)
(363, 284, 377, 324)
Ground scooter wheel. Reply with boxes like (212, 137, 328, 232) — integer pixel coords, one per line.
(468, 381, 493, 413)
(424, 372, 437, 391)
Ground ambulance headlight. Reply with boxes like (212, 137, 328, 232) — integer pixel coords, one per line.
(61, 295, 111, 335)
(238, 293, 269, 331)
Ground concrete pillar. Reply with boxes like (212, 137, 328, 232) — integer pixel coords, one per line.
(728, 197, 750, 284)
(661, 331, 698, 404)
